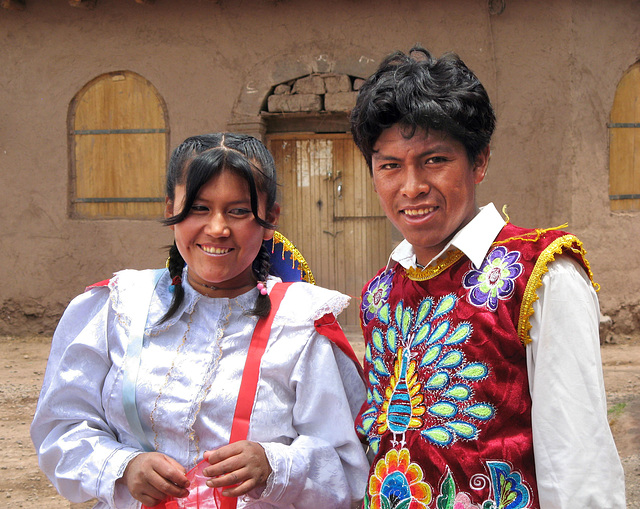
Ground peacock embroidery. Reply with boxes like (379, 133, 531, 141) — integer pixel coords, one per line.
(377, 346, 426, 446)
(359, 293, 495, 452)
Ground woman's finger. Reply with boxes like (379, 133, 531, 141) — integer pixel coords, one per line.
(221, 478, 256, 498)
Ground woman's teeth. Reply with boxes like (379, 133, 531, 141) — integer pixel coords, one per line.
(201, 246, 231, 254)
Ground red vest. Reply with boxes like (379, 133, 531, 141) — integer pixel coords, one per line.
(356, 224, 596, 509)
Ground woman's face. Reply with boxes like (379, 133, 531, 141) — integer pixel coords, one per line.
(166, 169, 279, 297)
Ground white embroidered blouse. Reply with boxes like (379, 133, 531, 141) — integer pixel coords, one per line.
(31, 270, 369, 509)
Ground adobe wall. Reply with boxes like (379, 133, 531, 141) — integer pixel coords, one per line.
(0, 0, 638, 336)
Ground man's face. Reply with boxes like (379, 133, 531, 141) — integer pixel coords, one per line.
(371, 124, 489, 266)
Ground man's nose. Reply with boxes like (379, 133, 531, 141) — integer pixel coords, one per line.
(401, 167, 430, 198)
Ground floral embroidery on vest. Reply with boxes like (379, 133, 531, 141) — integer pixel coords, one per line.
(365, 449, 533, 509)
(462, 246, 523, 311)
(357, 226, 580, 509)
(437, 461, 532, 509)
(366, 448, 433, 509)
(362, 269, 395, 326)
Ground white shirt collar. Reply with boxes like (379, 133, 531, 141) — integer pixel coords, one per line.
(389, 203, 506, 270)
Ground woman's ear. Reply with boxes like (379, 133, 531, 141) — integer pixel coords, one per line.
(165, 197, 175, 230)
(263, 203, 281, 241)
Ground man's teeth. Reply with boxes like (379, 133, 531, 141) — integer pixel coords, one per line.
(201, 246, 231, 254)
(404, 207, 435, 216)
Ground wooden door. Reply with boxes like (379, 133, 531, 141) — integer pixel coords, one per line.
(268, 133, 391, 329)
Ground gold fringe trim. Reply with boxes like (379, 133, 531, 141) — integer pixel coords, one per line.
(501, 204, 510, 223)
(405, 249, 465, 281)
(517, 234, 599, 345)
(272, 231, 315, 284)
(493, 223, 569, 246)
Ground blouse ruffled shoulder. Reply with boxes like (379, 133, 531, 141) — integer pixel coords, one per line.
(269, 280, 350, 324)
(106, 268, 199, 334)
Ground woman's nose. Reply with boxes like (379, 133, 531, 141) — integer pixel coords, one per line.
(205, 213, 230, 236)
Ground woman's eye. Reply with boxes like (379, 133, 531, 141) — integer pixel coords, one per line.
(229, 208, 252, 216)
(191, 204, 208, 212)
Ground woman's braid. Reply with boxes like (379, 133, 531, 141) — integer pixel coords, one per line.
(159, 242, 186, 323)
(251, 243, 272, 317)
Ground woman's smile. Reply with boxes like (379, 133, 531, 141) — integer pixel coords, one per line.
(199, 245, 233, 255)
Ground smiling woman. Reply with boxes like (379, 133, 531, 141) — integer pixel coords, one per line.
(30, 133, 370, 509)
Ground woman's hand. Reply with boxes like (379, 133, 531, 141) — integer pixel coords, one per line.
(117, 452, 190, 507)
(203, 440, 272, 497)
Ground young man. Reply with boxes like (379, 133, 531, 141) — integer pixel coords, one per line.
(351, 47, 625, 509)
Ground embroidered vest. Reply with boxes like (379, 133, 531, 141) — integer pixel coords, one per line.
(355, 224, 596, 509)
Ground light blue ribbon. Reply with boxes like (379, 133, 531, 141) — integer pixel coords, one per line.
(122, 269, 165, 452)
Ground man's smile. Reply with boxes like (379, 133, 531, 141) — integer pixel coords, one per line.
(402, 206, 437, 217)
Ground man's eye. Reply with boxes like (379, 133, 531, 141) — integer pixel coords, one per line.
(426, 156, 447, 164)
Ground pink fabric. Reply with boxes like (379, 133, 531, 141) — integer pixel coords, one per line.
(145, 460, 223, 509)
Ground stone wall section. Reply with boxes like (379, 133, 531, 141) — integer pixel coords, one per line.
(267, 73, 359, 113)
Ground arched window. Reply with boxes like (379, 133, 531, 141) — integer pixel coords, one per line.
(68, 71, 169, 219)
(609, 62, 640, 212)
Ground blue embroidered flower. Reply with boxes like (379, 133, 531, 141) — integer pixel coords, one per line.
(462, 246, 523, 312)
(362, 270, 394, 325)
(487, 461, 531, 509)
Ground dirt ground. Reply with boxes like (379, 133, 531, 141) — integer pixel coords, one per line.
(0, 334, 638, 508)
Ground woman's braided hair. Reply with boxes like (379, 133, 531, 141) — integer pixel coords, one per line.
(159, 133, 278, 323)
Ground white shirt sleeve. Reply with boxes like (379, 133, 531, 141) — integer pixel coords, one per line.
(30, 288, 140, 507)
(257, 336, 369, 508)
(526, 255, 625, 509)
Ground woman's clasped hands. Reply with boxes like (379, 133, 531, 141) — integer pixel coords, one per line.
(203, 440, 272, 498)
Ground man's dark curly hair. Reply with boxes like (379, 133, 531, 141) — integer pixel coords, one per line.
(350, 46, 496, 174)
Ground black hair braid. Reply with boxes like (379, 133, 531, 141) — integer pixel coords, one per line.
(159, 242, 186, 324)
(251, 243, 272, 317)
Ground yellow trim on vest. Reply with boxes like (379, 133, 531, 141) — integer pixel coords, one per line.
(517, 234, 599, 345)
(272, 231, 316, 284)
(405, 249, 465, 281)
